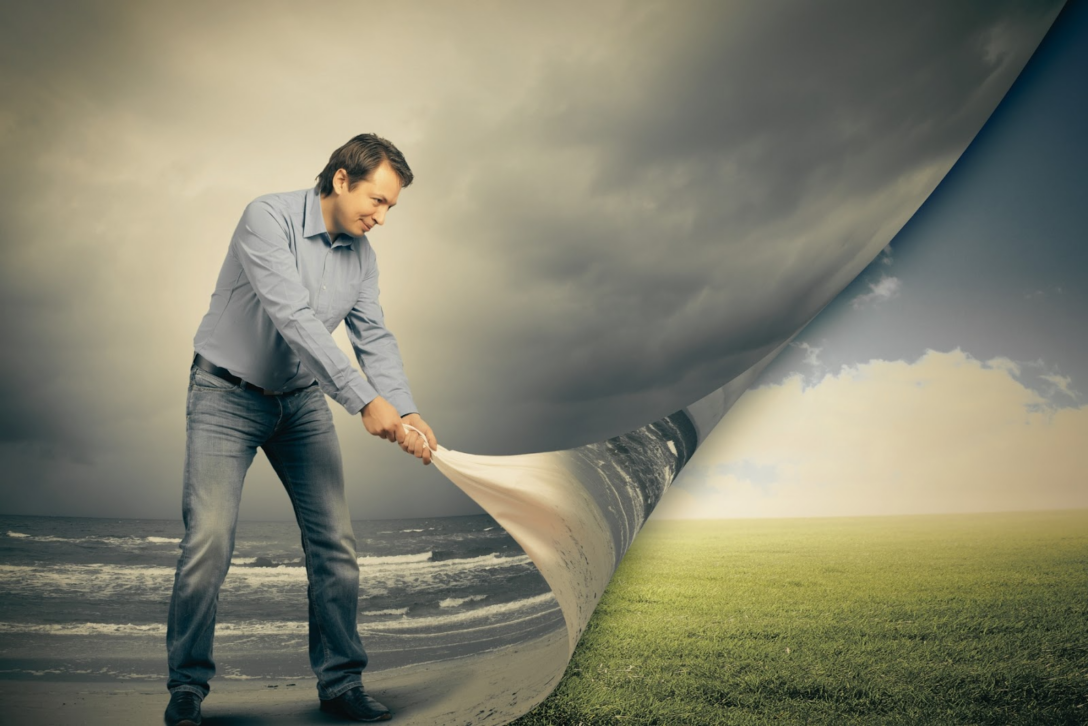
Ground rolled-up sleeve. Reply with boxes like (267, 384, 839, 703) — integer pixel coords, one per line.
(230, 200, 380, 414)
(344, 243, 418, 417)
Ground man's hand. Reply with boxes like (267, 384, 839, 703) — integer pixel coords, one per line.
(360, 396, 405, 446)
(400, 413, 438, 465)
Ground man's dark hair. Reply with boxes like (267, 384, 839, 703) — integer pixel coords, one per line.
(315, 133, 414, 195)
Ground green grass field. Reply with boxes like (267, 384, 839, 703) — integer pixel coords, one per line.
(511, 510, 1088, 725)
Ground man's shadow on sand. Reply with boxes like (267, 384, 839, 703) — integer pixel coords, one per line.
(200, 672, 479, 725)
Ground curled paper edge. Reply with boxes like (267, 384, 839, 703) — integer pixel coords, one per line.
(429, 336, 793, 658)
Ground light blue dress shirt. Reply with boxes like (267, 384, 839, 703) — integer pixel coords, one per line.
(193, 185, 417, 417)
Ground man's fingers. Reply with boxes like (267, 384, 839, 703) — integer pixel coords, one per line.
(404, 433, 431, 462)
(383, 417, 435, 464)
(412, 423, 437, 451)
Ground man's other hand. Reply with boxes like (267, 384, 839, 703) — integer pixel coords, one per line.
(400, 413, 438, 465)
(361, 396, 405, 446)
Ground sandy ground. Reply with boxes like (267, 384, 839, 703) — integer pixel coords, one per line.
(0, 628, 569, 726)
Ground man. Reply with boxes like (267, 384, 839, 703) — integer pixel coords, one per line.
(164, 133, 437, 725)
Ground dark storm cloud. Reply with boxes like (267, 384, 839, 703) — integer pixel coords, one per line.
(0, 0, 1061, 517)
(402, 0, 1060, 451)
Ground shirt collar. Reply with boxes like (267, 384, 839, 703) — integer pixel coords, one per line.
(304, 185, 357, 249)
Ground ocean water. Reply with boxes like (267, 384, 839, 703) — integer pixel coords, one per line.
(566, 410, 698, 569)
(0, 513, 562, 682)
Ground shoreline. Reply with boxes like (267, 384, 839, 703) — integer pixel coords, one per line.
(0, 626, 570, 726)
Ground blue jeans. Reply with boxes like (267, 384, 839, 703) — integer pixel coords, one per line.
(166, 363, 367, 700)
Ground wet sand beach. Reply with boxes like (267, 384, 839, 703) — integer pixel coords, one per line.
(0, 627, 568, 726)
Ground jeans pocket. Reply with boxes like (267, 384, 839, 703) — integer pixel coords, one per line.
(191, 365, 240, 391)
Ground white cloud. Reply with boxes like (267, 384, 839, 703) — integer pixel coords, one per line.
(654, 348, 1088, 519)
(984, 355, 1022, 378)
(880, 243, 894, 265)
(790, 341, 822, 367)
(1001, 358, 1081, 403)
(1040, 372, 1078, 400)
(1024, 286, 1067, 299)
(851, 275, 902, 309)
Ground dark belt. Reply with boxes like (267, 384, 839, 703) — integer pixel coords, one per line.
(192, 353, 316, 396)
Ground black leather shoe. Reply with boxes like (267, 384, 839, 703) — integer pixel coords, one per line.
(319, 686, 392, 721)
(164, 690, 203, 726)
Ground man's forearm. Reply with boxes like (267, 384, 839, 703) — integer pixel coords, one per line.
(344, 244, 417, 417)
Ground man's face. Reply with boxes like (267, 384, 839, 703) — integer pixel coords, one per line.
(332, 160, 402, 238)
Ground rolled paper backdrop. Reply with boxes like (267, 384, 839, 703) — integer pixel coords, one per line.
(402, 337, 794, 721)
(429, 338, 791, 659)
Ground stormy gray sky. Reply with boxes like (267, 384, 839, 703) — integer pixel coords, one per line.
(0, 1, 1062, 520)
